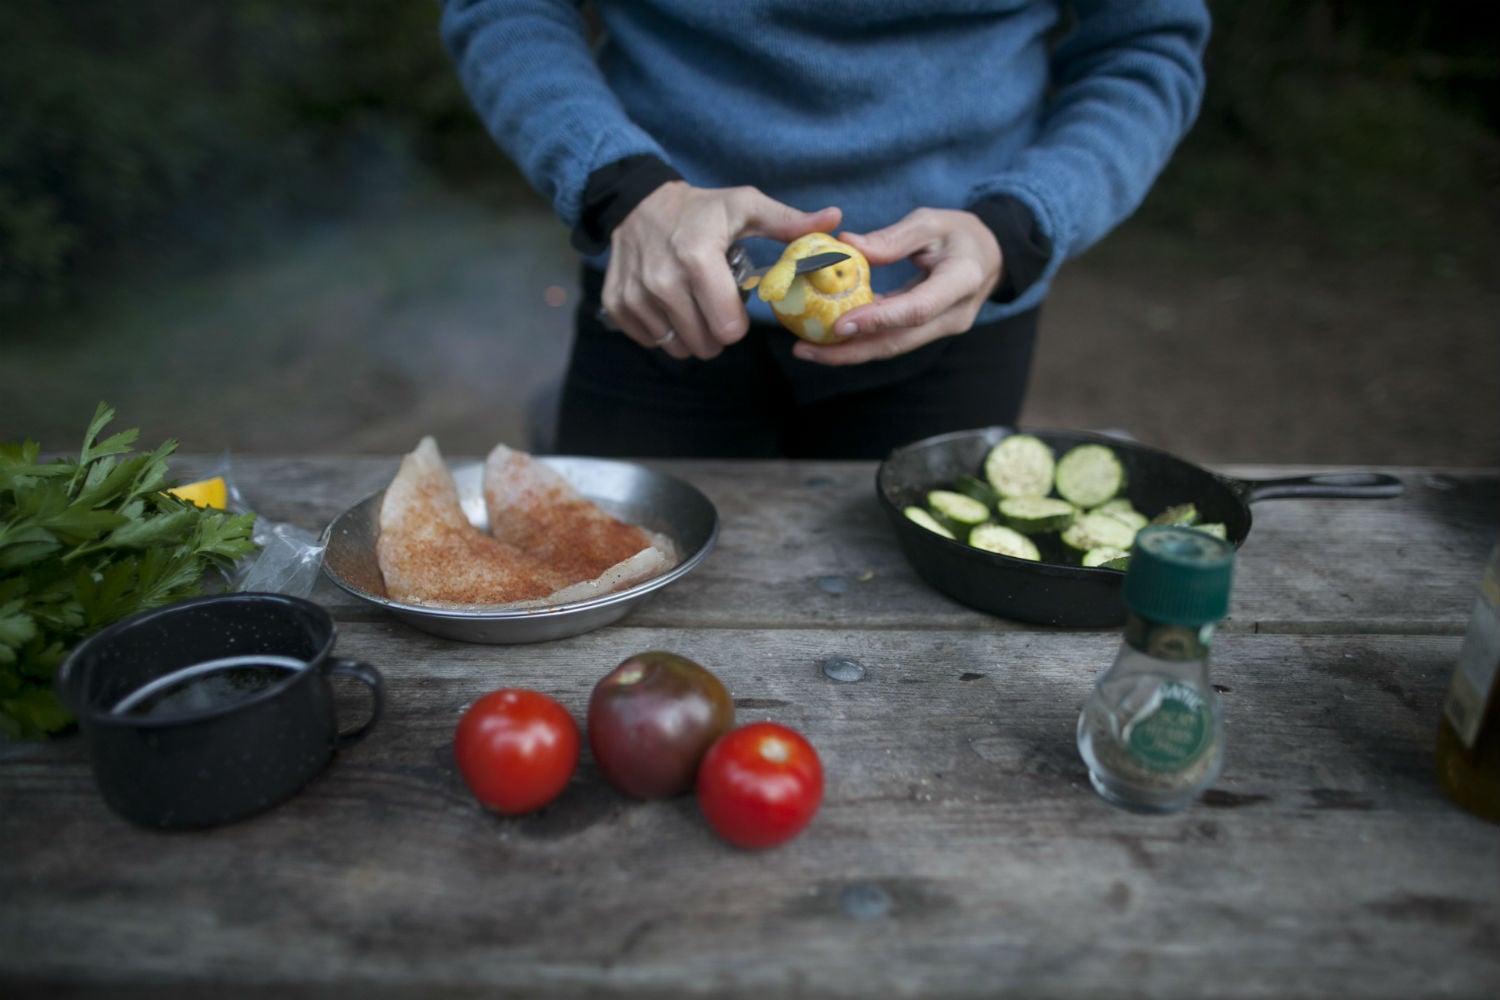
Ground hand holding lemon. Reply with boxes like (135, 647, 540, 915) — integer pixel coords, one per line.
(785, 209, 1005, 367)
(602, 181, 842, 360)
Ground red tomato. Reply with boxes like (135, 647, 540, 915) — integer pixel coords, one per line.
(454, 689, 580, 816)
(587, 651, 734, 799)
(697, 721, 823, 849)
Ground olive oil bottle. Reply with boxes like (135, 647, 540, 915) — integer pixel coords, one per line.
(1435, 541, 1500, 823)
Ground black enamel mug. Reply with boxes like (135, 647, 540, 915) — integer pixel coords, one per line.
(54, 592, 384, 829)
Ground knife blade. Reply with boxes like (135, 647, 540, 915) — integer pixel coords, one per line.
(596, 246, 853, 330)
(730, 246, 851, 296)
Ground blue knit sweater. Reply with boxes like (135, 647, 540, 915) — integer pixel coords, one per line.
(441, 0, 1209, 321)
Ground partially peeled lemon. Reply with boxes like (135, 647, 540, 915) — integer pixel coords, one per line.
(756, 233, 872, 345)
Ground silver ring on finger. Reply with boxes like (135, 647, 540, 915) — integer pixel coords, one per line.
(654, 329, 677, 346)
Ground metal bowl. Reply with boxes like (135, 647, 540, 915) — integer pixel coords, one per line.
(321, 457, 718, 643)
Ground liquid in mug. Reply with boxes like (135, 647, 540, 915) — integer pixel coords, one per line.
(112, 656, 305, 718)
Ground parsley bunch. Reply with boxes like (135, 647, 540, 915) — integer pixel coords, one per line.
(0, 405, 258, 738)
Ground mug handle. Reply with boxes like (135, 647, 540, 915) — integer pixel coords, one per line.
(326, 658, 385, 747)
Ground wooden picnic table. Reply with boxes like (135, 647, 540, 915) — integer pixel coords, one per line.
(2, 454, 1497, 998)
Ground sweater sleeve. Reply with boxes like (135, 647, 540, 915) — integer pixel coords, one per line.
(968, 0, 1210, 314)
(439, 0, 668, 228)
(967, 194, 1054, 304)
(570, 155, 683, 255)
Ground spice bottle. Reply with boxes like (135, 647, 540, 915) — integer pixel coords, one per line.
(1435, 540, 1500, 823)
(1077, 526, 1235, 813)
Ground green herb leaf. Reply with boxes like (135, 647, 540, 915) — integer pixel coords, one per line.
(0, 598, 37, 666)
(0, 686, 75, 741)
(0, 405, 260, 738)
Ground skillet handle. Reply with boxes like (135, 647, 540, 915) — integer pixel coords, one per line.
(1242, 472, 1404, 503)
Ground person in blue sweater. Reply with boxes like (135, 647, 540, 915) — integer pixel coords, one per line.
(441, 1, 1210, 458)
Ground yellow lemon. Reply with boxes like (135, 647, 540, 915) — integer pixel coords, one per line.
(167, 476, 228, 510)
(756, 233, 872, 345)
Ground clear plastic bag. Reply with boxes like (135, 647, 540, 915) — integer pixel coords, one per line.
(232, 519, 325, 597)
(179, 454, 327, 598)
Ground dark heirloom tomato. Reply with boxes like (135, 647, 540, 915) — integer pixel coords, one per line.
(697, 721, 823, 850)
(587, 651, 734, 799)
(454, 689, 580, 816)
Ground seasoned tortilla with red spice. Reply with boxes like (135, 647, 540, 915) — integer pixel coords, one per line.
(376, 437, 673, 608)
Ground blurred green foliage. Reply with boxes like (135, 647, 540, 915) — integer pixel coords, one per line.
(1140, 0, 1500, 275)
(0, 1, 514, 307)
(1, 1, 1496, 308)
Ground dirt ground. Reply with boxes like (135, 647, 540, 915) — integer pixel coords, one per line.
(2, 184, 1497, 470)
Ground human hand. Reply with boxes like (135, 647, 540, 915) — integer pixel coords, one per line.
(790, 208, 1002, 366)
(603, 181, 842, 360)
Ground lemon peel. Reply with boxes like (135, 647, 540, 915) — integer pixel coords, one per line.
(758, 256, 798, 304)
(756, 233, 873, 345)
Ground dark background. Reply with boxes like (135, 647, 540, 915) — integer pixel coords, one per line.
(2, 1, 1497, 467)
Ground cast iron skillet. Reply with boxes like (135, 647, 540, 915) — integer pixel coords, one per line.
(875, 427, 1404, 628)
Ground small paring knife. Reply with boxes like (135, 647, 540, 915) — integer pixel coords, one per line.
(727, 244, 851, 298)
(596, 245, 852, 330)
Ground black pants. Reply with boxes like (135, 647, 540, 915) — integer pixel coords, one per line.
(556, 267, 1039, 459)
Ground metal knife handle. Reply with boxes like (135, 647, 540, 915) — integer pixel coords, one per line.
(727, 244, 754, 301)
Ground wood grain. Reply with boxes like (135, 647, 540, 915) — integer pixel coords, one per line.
(2, 457, 1496, 998)
(207, 456, 1497, 635)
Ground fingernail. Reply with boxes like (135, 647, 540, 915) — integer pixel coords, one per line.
(836, 321, 857, 338)
(793, 344, 816, 361)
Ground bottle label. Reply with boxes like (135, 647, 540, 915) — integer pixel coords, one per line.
(1444, 563, 1500, 748)
(1126, 681, 1212, 772)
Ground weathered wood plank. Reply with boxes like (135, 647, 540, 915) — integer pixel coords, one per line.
(3, 628, 1495, 998)
(181, 456, 1498, 636)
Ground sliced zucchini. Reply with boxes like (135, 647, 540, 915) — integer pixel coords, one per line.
(1091, 498, 1136, 518)
(904, 505, 956, 540)
(927, 489, 990, 526)
(1192, 522, 1228, 540)
(1093, 502, 1148, 532)
(1054, 444, 1125, 508)
(1082, 546, 1131, 570)
(968, 523, 1042, 561)
(997, 496, 1076, 535)
(953, 473, 999, 509)
(1061, 512, 1137, 554)
(983, 434, 1055, 499)
(1149, 502, 1199, 527)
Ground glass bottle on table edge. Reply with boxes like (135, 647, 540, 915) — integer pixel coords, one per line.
(1077, 526, 1236, 814)
(1435, 539, 1500, 824)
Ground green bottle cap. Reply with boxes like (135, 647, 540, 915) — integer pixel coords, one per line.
(1122, 526, 1236, 626)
